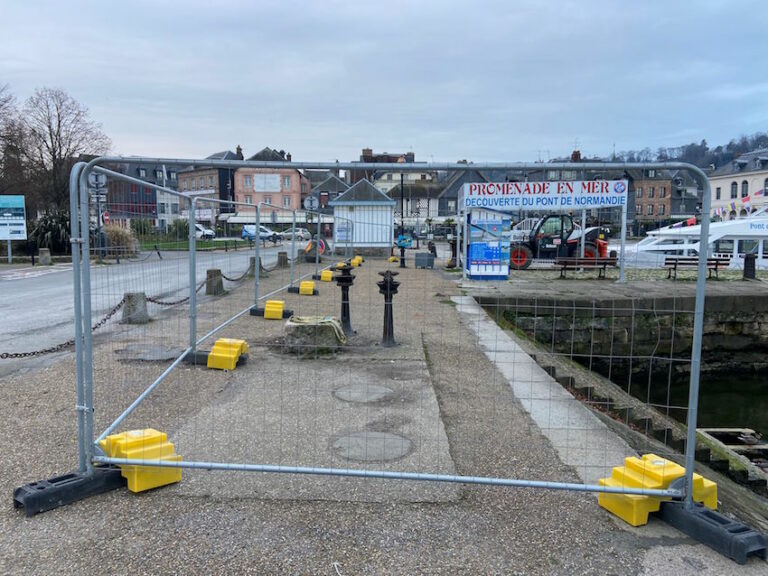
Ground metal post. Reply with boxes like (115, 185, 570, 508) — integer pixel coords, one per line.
(289, 209, 296, 288)
(618, 199, 628, 283)
(77, 168, 95, 473)
(462, 205, 469, 280)
(69, 162, 86, 473)
(6, 241, 10, 264)
(315, 211, 321, 278)
(254, 203, 261, 305)
(683, 176, 712, 509)
(580, 209, 586, 258)
(188, 197, 197, 352)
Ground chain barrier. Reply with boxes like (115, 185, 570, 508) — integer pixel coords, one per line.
(0, 296, 126, 360)
(220, 268, 250, 283)
(146, 279, 206, 307)
(2, 276, 208, 359)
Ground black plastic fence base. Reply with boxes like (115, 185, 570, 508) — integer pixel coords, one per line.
(311, 274, 323, 281)
(287, 286, 300, 293)
(183, 351, 248, 367)
(249, 307, 294, 318)
(13, 466, 126, 517)
(659, 501, 767, 565)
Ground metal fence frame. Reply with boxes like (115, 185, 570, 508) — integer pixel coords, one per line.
(70, 157, 712, 505)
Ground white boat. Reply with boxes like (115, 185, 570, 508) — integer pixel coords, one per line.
(618, 207, 768, 269)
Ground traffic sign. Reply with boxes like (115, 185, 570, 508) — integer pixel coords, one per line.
(303, 196, 319, 211)
(103, 211, 110, 224)
(88, 172, 107, 189)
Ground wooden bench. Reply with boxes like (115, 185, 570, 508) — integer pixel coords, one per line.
(664, 256, 729, 279)
(554, 257, 618, 278)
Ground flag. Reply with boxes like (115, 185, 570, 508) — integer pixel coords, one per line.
(730, 202, 737, 212)
(686, 217, 697, 226)
(671, 221, 683, 228)
(754, 188, 765, 198)
(742, 194, 751, 204)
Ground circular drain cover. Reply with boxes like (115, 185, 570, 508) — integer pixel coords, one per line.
(333, 383, 394, 403)
(333, 431, 411, 461)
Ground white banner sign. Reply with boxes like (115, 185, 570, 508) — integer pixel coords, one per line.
(462, 180, 628, 211)
(253, 174, 281, 192)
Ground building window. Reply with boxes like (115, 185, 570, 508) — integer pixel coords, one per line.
(282, 176, 290, 189)
(171, 204, 179, 214)
(636, 187, 643, 198)
(547, 170, 559, 180)
(386, 174, 393, 181)
(283, 195, 291, 208)
(191, 180, 197, 190)
(715, 187, 721, 200)
(301, 183, 307, 195)
(208, 176, 214, 187)
(199, 177, 204, 189)
(182, 180, 188, 191)
(658, 204, 665, 215)
(244, 175, 253, 189)
(660, 187, 666, 198)
(742, 180, 749, 197)
(170, 171, 177, 181)
(159, 203, 166, 214)
(139, 168, 147, 178)
(265, 195, 272, 205)
(648, 169, 655, 177)
(649, 187, 655, 198)
(245, 195, 252, 205)
(636, 204, 642, 215)
(731, 182, 738, 199)
(155, 170, 163, 179)
(647, 204, 654, 215)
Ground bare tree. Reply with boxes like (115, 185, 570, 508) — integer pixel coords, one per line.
(23, 87, 110, 209)
(0, 84, 25, 196)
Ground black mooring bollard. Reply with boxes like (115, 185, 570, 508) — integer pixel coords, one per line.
(377, 270, 400, 347)
(399, 246, 407, 268)
(333, 263, 356, 334)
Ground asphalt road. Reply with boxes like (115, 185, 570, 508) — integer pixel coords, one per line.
(0, 243, 297, 363)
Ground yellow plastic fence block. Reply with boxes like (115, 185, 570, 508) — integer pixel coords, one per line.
(388, 256, 399, 263)
(121, 454, 182, 493)
(299, 281, 316, 295)
(320, 269, 333, 282)
(98, 428, 182, 493)
(598, 478, 662, 527)
(207, 338, 249, 371)
(264, 300, 285, 320)
(692, 474, 718, 509)
(351, 256, 363, 267)
(598, 454, 718, 525)
(336, 262, 346, 269)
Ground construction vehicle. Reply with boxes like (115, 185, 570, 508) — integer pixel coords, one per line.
(509, 214, 609, 269)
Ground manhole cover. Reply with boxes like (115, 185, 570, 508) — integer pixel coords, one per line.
(333, 431, 411, 462)
(333, 383, 394, 403)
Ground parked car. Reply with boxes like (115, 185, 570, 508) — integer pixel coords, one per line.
(195, 224, 216, 240)
(280, 227, 311, 241)
(242, 224, 279, 243)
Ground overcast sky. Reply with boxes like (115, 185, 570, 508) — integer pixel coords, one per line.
(1, 0, 766, 163)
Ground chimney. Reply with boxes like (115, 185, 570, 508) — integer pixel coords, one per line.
(235, 145, 243, 160)
(286, 152, 292, 162)
(570, 150, 581, 162)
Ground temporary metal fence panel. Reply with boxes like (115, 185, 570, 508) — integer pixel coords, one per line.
(64, 157, 716, 508)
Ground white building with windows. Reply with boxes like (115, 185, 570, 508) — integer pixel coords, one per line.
(709, 149, 768, 219)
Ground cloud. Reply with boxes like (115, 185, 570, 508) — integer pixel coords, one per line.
(0, 0, 765, 161)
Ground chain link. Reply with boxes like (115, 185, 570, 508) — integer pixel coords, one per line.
(0, 296, 126, 360)
(220, 268, 250, 283)
(146, 279, 206, 306)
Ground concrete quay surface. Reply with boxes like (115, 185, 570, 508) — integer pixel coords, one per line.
(0, 256, 766, 574)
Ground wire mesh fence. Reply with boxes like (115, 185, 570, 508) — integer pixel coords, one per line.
(56, 158, 725, 509)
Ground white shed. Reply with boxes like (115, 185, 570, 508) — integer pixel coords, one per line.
(329, 179, 395, 252)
